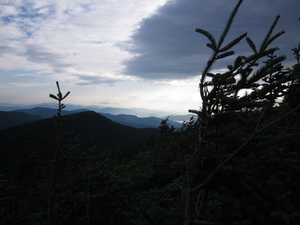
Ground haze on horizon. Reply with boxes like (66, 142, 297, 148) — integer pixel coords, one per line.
(0, 0, 299, 115)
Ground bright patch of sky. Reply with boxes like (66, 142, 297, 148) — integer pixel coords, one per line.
(0, 0, 299, 115)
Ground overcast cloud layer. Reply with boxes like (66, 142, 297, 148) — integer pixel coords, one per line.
(123, 0, 300, 79)
(0, 0, 299, 115)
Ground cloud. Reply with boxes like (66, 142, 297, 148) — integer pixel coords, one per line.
(23, 44, 72, 72)
(75, 75, 117, 86)
(1, 3, 56, 40)
(122, 0, 300, 80)
(0, 0, 168, 82)
(0, 0, 299, 115)
(0, 45, 15, 55)
(8, 82, 52, 88)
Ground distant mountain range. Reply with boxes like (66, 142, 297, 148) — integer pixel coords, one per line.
(0, 102, 190, 117)
(0, 111, 160, 169)
(0, 102, 193, 118)
(14, 107, 90, 119)
(0, 106, 193, 130)
(0, 107, 88, 130)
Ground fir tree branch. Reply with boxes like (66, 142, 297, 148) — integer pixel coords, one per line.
(265, 30, 285, 50)
(259, 15, 281, 52)
(217, 0, 243, 49)
(216, 50, 235, 59)
(190, 103, 300, 193)
(245, 37, 257, 54)
(219, 32, 247, 52)
(196, 29, 217, 50)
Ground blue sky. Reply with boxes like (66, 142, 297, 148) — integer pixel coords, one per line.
(0, 0, 299, 115)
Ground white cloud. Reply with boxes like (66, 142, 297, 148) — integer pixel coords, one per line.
(0, 5, 18, 17)
(0, 0, 169, 81)
(0, 0, 299, 115)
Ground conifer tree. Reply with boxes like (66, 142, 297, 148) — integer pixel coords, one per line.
(185, 1, 300, 224)
(284, 44, 300, 108)
(48, 81, 70, 225)
(152, 117, 175, 168)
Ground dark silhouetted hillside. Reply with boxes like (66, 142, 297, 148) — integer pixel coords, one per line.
(0, 111, 43, 129)
(0, 111, 159, 169)
(10, 106, 183, 128)
(62, 111, 159, 149)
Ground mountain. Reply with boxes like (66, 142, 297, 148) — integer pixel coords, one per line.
(0, 103, 193, 129)
(14, 107, 89, 118)
(0, 111, 159, 168)
(99, 113, 182, 128)
(1, 106, 184, 129)
(0, 107, 90, 130)
(93, 106, 169, 117)
(0, 111, 43, 130)
(0, 102, 185, 117)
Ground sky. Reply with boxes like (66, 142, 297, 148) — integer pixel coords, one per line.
(0, 0, 299, 116)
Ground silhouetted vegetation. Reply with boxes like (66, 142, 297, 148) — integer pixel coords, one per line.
(0, 1, 300, 225)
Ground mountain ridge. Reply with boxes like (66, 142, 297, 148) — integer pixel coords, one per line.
(14, 107, 90, 118)
(0, 102, 192, 118)
(0, 111, 159, 168)
(0, 111, 43, 129)
(0, 106, 189, 129)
